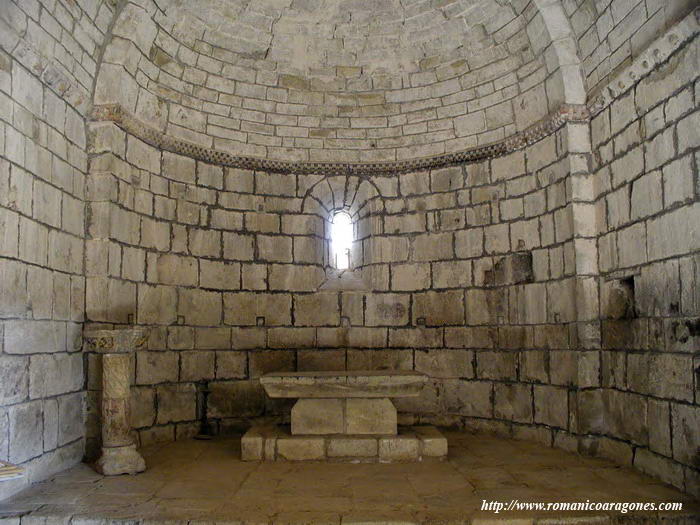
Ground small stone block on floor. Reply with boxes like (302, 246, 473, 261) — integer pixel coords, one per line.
(415, 425, 448, 457)
(264, 434, 277, 461)
(379, 434, 420, 461)
(277, 437, 325, 460)
(241, 429, 264, 461)
(327, 437, 378, 457)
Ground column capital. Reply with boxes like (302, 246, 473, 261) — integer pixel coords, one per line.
(84, 328, 149, 354)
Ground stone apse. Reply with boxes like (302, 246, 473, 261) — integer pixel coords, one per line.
(0, 0, 698, 502)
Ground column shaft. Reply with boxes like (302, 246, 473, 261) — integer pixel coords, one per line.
(102, 353, 133, 448)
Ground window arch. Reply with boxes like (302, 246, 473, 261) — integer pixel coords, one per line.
(301, 175, 386, 278)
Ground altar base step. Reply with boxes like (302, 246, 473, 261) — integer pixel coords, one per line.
(242, 425, 447, 463)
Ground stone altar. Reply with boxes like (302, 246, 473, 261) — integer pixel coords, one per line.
(84, 328, 148, 476)
(242, 370, 448, 462)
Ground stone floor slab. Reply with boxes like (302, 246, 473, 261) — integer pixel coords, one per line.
(0, 431, 697, 524)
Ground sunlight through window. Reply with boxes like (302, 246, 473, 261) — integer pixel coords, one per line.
(331, 211, 353, 270)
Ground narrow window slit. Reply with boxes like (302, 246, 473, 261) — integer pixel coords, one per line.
(331, 211, 353, 270)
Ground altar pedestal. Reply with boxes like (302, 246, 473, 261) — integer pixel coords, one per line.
(242, 371, 447, 462)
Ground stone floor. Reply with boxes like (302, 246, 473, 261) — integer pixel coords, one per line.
(0, 431, 698, 524)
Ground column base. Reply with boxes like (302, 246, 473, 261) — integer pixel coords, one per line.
(94, 443, 146, 476)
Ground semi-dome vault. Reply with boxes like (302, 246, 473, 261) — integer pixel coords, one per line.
(159, 0, 532, 78)
(94, 0, 590, 164)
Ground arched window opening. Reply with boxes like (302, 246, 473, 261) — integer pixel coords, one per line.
(331, 211, 353, 270)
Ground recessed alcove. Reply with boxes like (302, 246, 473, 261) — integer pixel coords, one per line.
(0, 0, 699, 522)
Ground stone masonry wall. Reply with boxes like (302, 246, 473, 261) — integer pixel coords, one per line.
(81, 1, 700, 498)
(1, 0, 696, 505)
(84, 119, 579, 456)
(564, 0, 696, 94)
(577, 32, 700, 497)
(0, 0, 118, 501)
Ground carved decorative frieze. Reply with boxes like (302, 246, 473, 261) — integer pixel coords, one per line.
(91, 102, 590, 176)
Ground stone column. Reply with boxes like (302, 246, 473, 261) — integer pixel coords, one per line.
(84, 328, 148, 476)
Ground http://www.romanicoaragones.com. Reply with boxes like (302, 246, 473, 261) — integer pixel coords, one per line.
(481, 499, 684, 514)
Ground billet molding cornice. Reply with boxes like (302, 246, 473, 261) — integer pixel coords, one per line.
(91, 102, 590, 176)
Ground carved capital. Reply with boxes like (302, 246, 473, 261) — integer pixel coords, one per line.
(84, 328, 149, 354)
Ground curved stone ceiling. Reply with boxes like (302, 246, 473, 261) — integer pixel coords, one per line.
(159, 0, 524, 78)
(95, 0, 578, 163)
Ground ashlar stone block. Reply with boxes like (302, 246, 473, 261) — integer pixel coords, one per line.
(442, 379, 492, 417)
(365, 293, 410, 326)
(369, 236, 409, 264)
(412, 232, 454, 261)
(0, 355, 28, 405)
(215, 350, 247, 379)
(8, 401, 43, 464)
(137, 284, 176, 325)
(297, 349, 346, 371)
(136, 352, 178, 385)
(224, 292, 291, 326)
(257, 235, 292, 262)
(178, 288, 222, 326)
(277, 437, 325, 461)
(207, 380, 265, 418)
(0, 209, 19, 258)
(130, 387, 155, 429)
(379, 435, 419, 461)
(671, 403, 699, 467)
(534, 385, 568, 429)
(156, 384, 197, 424)
(4, 320, 67, 355)
(146, 254, 197, 286)
(390, 263, 431, 291)
(266, 328, 316, 349)
(346, 398, 397, 435)
(412, 290, 465, 325)
(414, 426, 448, 457)
(199, 260, 241, 290)
(268, 264, 324, 291)
(415, 349, 473, 379)
(29, 353, 82, 399)
(327, 438, 378, 458)
(0, 260, 28, 318)
(241, 427, 264, 461)
(291, 398, 344, 435)
(294, 293, 340, 326)
(494, 383, 533, 423)
(432, 260, 472, 288)
(57, 392, 84, 446)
